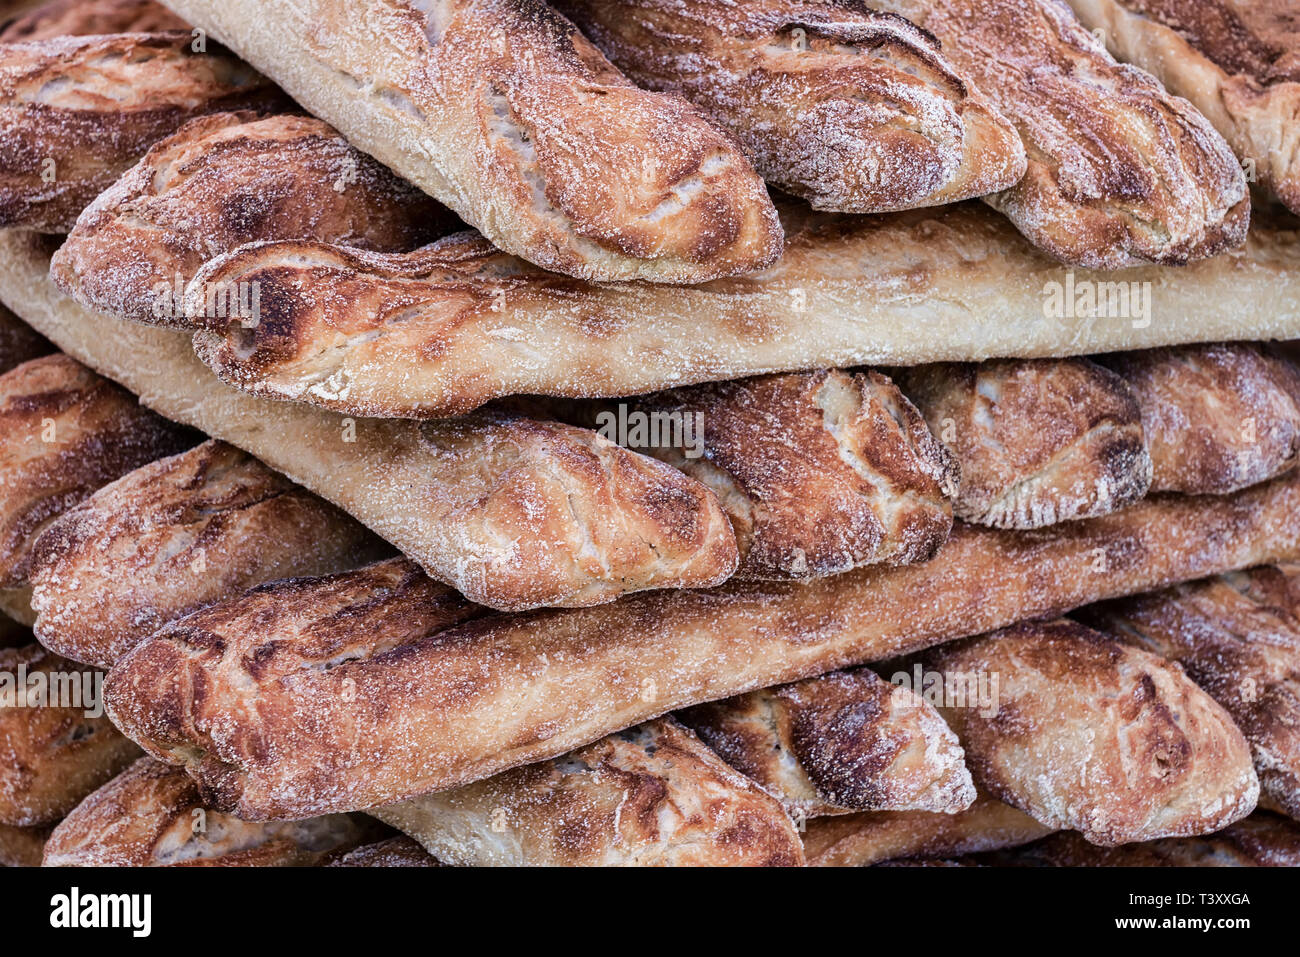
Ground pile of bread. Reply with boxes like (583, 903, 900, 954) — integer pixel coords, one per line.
(1, 0, 1299, 867)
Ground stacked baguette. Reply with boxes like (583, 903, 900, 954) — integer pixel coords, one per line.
(0, 0, 1299, 868)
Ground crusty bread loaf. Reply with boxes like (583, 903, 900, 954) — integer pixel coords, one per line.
(325, 835, 440, 867)
(1067, 0, 1300, 215)
(985, 813, 1300, 867)
(0, 301, 48, 375)
(912, 619, 1259, 844)
(161, 0, 783, 283)
(871, 0, 1248, 268)
(0, 353, 192, 594)
(1101, 342, 1300, 495)
(1082, 569, 1300, 820)
(677, 667, 974, 817)
(894, 358, 1151, 528)
(0, 0, 189, 40)
(553, 0, 1026, 213)
(51, 111, 455, 325)
(0, 32, 286, 231)
(16, 236, 742, 613)
(42, 757, 379, 866)
(0, 821, 50, 866)
(0, 643, 140, 827)
(372, 718, 804, 867)
(103, 471, 1300, 819)
(28, 439, 387, 669)
(802, 792, 1054, 866)
(182, 205, 1300, 419)
(604, 370, 957, 579)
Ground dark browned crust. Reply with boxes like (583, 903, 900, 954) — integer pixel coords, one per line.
(896, 358, 1151, 528)
(630, 370, 956, 579)
(325, 835, 441, 867)
(0, 820, 51, 866)
(1102, 342, 1300, 495)
(678, 666, 974, 816)
(553, 0, 1026, 213)
(0, 643, 140, 827)
(0, 302, 50, 376)
(27, 439, 388, 669)
(105, 470, 1300, 819)
(0, 32, 287, 231)
(0, 0, 190, 41)
(913, 619, 1258, 845)
(372, 718, 806, 866)
(983, 812, 1300, 866)
(50, 111, 457, 325)
(803, 793, 1053, 866)
(0, 354, 193, 589)
(876, 0, 1249, 268)
(1082, 567, 1300, 819)
(42, 757, 381, 866)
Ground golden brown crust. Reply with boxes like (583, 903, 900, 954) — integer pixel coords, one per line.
(1067, 0, 1300, 214)
(50, 111, 456, 325)
(802, 793, 1053, 866)
(0, 32, 287, 231)
(1102, 342, 1300, 495)
(986, 813, 1300, 866)
(325, 835, 441, 867)
(915, 619, 1259, 845)
(553, 0, 1025, 213)
(27, 439, 387, 669)
(0, 354, 192, 590)
(630, 370, 957, 579)
(677, 667, 974, 817)
(896, 358, 1151, 528)
(875, 0, 1249, 268)
(0, 643, 139, 827)
(0, 0, 189, 41)
(0, 302, 50, 375)
(104, 471, 1300, 819)
(42, 757, 379, 866)
(0, 821, 50, 866)
(1083, 568, 1300, 820)
(163, 0, 782, 283)
(372, 718, 805, 866)
(183, 206, 1300, 419)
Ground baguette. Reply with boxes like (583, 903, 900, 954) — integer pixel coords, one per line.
(325, 836, 440, 867)
(802, 793, 1053, 867)
(372, 718, 804, 867)
(596, 370, 957, 580)
(0, 643, 140, 827)
(27, 439, 388, 669)
(183, 205, 1300, 419)
(1066, 0, 1300, 214)
(104, 471, 1300, 819)
(51, 111, 455, 325)
(985, 813, 1300, 867)
(1101, 342, 1300, 495)
(0, 0, 189, 40)
(894, 358, 1151, 528)
(910, 619, 1258, 844)
(160, 0, 783, 284)
(0, 300, 48, 374)
(42, 757, 380, 866)
(553, 0, 1025, 213)
(13, 236, 742, 612)
(1082, 569, 1300, 820)
(871, 0, 1248, 268)
(677, 667, 975, 817)
(0, 821, 49, 867)
(0, 353, 193, 596)
(0, 32, 286, 231)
